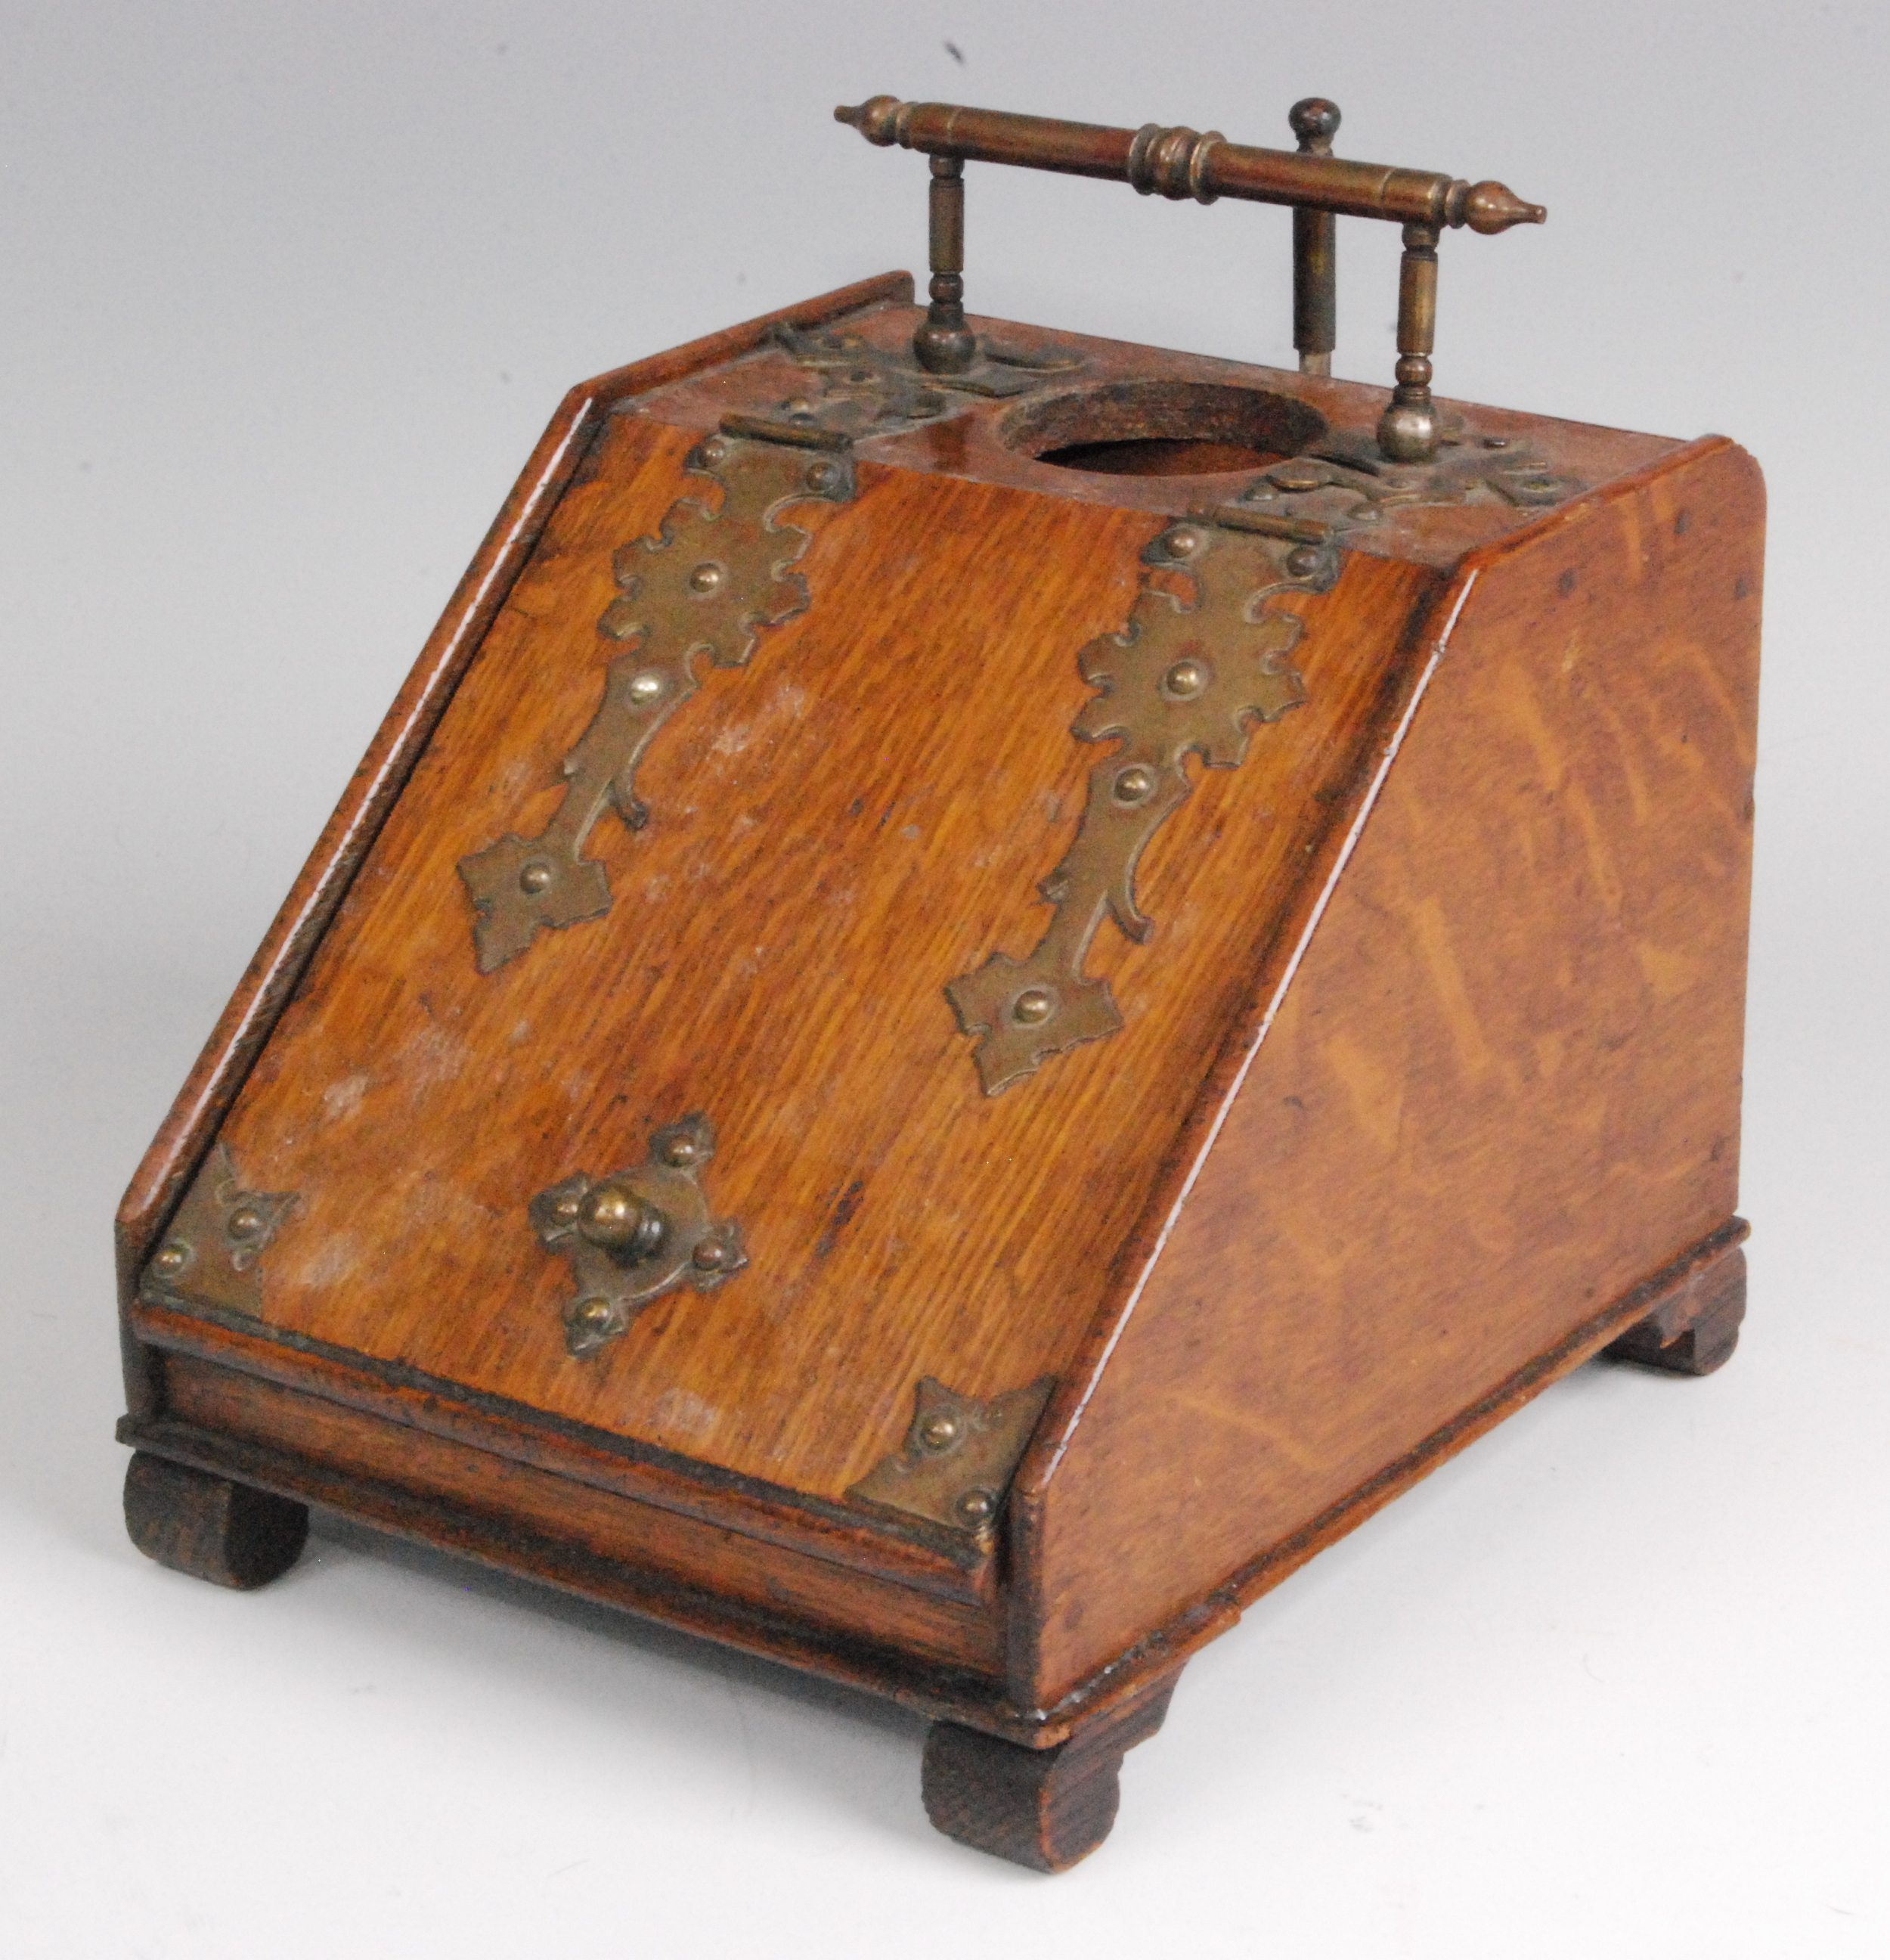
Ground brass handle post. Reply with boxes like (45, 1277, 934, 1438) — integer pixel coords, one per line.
(915, 154, 976, 374)
(1288, 98, 1340, 377)
(1379, 221, 1442, 461)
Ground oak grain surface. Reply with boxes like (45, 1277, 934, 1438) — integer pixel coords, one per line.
(199, 410, 1435, 1504)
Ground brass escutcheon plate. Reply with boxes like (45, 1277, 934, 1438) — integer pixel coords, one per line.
(529, 1113, 746, 1359)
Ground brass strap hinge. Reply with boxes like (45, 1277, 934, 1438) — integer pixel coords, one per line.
(458, 420, 857, 974)
(945, 513, 1343, 1095)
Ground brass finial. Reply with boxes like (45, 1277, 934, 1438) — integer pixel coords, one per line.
(1287, 97, 1340, 147)
(834, 97, 903, 146)
(1449, 179, 1547, 234)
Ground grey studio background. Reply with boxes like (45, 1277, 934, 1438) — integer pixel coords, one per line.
(3, 3, 1885, 1955)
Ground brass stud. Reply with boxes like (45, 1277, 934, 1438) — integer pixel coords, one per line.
(805, 461, 841, 493)
(626, 670, 666, 706)
(699, 438, 728, 465)
(954, 1487, 996, 1527)
(519, 861, 554, 895)
(1012, 988, 1055, 1025)
(692, 1237, 728, 1270)
(1163, 526, 1203, 558)
(1114, 764, 1159, 804)
(917, 1410, 962, 1452)
(661, 1134, 702, 1168)
(1285, 544, 1324, 578)
(553, 1192, 582, 1221)
(573, 1298, 614, 1330)
(1163, 659, 1208, 697)
(686, 562, 725, 596)
(152, 1242, 190, 1275)
(226, 1205, 265, 1241)
(1269, 463, 1325, 493)
(782, 396, 815, 417)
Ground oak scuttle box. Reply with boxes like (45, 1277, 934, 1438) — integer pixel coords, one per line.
(116, 96, 1761, 1870)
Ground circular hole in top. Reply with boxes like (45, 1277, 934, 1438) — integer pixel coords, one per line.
(1003, 380, 1327, 478)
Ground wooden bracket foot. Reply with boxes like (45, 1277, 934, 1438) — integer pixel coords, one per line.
(1606, 1230, 1747, 1377)
(921, 1670, 1182, 1871)
(123, 1450, 310, 1589)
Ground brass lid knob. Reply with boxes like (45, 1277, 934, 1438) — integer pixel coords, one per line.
(576, 1183, 668, 1261)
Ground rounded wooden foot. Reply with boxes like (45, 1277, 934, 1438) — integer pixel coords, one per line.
(921, 1673, 1179, 1872)
(1608, 1294, 1743, 1375)
(1606, 1239, 1746, 1379)
(123, 1451, 310, 1589)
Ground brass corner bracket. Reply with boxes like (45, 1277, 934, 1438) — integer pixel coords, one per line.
(946, 513, 1341, 1095)
(141, 1142, 296, 1320)
(849, 1376, 1055, 1543)
(530, 1113, 746, 1359)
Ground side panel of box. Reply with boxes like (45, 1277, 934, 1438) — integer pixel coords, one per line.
(1017, 438, 1764, 1707)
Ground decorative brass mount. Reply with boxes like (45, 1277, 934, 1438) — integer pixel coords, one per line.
(765, 321, 1084, 438)
(529, 1114, 745, 1358)
(141, 1143, 295, 1320)
(457, 422, 857, 974)
(835, 94, 1545, 463)
(850, 1376, 1055, 1544)
(946, 512, 1339, 1096)
(1240, 427, 1584, 525)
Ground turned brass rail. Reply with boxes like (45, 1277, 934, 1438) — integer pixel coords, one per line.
(836, 96, 1542, 232)
(835, 95, 1547, 463)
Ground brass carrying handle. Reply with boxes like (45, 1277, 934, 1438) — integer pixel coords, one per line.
(835, 95, 1547, 464)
